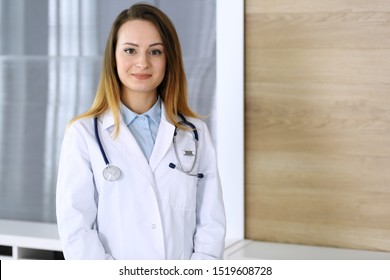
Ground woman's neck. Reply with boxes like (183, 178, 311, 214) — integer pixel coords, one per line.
(121, 91, 158, 114)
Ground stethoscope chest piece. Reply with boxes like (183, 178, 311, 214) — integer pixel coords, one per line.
(95, 117, 122, 181)
(103, 165, 121, 181)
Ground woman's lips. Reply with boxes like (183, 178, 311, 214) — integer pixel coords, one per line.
(132, 73, 152, 80)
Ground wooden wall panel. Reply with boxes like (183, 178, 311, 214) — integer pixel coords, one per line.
(246, 0, 390, 13)
(245, 0, 390, 251)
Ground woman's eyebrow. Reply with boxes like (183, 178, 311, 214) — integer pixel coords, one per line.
(122, 42, 139, 47)
(122, 42, 164, 47)
(149, 42, 164, 47)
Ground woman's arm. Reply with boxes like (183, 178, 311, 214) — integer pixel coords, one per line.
(56, 124, 113, 260)
(190, 122, 226, 260)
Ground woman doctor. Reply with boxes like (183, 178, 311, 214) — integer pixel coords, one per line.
(56, 3, 226, 260)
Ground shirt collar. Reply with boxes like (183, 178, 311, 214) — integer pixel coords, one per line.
(121, 96, 161, 126)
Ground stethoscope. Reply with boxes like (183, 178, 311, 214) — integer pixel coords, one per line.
(94, 113, 204, 181)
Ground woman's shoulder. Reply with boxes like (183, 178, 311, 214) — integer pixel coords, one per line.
(65, 116, 95, 137)
(180, 115, 208, 130)
(179, 116, 213, 143)
(68, 116, 94, 128)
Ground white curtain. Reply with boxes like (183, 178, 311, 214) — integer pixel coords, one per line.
(0, 0, 216, 223)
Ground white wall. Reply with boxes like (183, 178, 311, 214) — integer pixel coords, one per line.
(216, 0, 245, 243)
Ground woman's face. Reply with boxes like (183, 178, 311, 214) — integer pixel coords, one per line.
(115, 19, 166, 96)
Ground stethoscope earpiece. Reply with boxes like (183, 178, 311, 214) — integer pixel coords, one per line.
(169, 163, 204, 179)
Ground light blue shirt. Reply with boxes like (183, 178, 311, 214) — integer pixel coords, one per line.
(121, 97, 161, 161)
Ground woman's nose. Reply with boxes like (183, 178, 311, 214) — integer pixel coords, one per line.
(135, 53, 149, 68)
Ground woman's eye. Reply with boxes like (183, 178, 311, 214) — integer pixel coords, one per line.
(124, 48, 136, 55)
(150, 49, 162, 55)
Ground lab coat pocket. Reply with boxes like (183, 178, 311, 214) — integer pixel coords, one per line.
(169, 171, 198, 212)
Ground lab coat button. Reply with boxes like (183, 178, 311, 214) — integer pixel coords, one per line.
(151, 224, 156, 229)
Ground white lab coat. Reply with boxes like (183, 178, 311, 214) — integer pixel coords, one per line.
(56, 103, 226, 260)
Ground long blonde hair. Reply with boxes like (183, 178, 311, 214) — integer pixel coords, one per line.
(70, 3, 197, 136)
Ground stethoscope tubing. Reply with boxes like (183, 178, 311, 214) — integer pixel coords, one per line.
(94, 117, 109, 166)
(94, 114, 204, 181)
(177, 113, 199, 141)
(94, 117, 122, 181)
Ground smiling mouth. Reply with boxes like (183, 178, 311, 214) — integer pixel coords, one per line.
(132, 74, 152, 80)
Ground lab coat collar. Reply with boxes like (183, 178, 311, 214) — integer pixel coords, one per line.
(99, 108, 118, 132)
(149, 105, 175, 172)
(98, 102, 175, 173)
